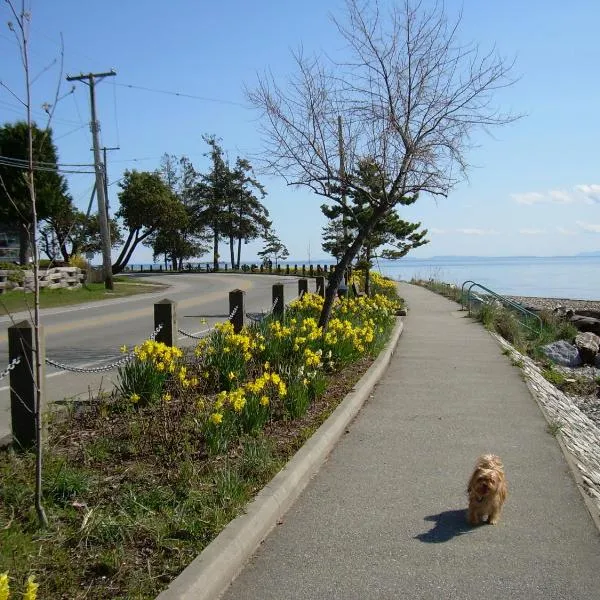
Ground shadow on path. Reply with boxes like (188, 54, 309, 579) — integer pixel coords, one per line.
(415, 509, 475, 543)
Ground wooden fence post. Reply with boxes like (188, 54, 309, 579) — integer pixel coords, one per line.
(154, 299, 177, 347)
(315, 276, 325, 297)
(272, 284, 284, 321)
(229, 289, 245, 333)
(8, 320, 44, 449)
(298, 278, 308, 298)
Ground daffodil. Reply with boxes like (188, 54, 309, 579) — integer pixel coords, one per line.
(0, 573, 9, 600)
(23, 575, 38, 600)
(130, 393, 140, 404)
(210, 412, 223, 425)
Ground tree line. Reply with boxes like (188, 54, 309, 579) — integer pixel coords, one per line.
(0, 126, 287, 272)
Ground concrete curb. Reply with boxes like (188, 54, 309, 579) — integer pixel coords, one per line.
(156, 317, 405, 600)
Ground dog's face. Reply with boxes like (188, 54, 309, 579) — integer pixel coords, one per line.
(471, 468, 500, 499)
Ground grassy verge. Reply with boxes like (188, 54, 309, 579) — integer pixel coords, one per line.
(0, 277, 166, 316)
(0, 277, 401, 599)
(411, 277, 579, 358)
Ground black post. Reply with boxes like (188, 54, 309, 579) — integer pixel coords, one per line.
(298, 278, 308, 298)
(272, 283, 284, 321)
(229, 289, 245, 333)
(154, 299, 177, 347)
(8, 320, 43, 448)
(315, 276, 325, 298)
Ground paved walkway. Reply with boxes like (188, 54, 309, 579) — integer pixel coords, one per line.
(222, 283, 600, 600)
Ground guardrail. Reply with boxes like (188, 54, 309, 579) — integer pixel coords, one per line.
(460, 280, 543, 334)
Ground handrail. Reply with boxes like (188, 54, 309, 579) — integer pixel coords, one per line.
(460, 280, 543, 334)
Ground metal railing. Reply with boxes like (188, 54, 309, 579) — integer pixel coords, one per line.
(460, 280, 543, 333)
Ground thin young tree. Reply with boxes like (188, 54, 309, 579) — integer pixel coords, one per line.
(0, 0, 67, 526)
(248, 0, 519, 329)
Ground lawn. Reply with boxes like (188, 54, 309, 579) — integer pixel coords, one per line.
(0, 277, 167, 316)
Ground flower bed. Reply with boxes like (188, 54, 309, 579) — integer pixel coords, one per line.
(0, 291, 400, 599)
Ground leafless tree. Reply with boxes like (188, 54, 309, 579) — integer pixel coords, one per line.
(1, 0, 66, 526)
(248, 0, 520, 328)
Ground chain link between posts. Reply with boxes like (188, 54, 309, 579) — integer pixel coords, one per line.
(0, 356, 21, 381)
(177, 304, 240, 339)
(44, 324, 164, 374)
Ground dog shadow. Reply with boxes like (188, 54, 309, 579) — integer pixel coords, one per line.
(415, 509, 475, 543)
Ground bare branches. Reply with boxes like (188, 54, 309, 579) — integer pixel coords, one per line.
(248, 0, 519, 204)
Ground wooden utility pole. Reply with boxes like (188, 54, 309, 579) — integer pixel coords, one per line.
(338, 115, 349, 284)
(66, 70, 116, 290)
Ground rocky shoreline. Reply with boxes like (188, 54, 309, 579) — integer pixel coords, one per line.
(506, 295, 600, 315)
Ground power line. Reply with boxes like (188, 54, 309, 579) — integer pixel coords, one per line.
(0, 154, 94, 168)
(115, 82, 250, 108)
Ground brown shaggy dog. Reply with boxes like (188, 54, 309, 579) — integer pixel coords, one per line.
(467, 454, 508, 525)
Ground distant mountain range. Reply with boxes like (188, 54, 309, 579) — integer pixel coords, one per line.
(577, 251, 600, 257)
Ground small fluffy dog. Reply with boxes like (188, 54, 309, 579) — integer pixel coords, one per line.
(467, 454, 508, 525)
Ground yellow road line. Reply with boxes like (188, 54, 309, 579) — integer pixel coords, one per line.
(0, 277, 255, 341)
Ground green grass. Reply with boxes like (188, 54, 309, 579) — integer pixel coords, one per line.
(0, 276, 165, 315)
(546, 420, 564, 436)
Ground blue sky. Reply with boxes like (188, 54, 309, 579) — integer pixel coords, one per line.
(1, 0, 599, 262)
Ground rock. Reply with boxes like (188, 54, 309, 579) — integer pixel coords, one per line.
(575, 332, 600, 365)
(569, 315, 600, 337)
(541, 340, 582, 368)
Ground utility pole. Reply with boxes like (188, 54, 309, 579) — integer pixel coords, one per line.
(337, 115, 347, 241)
(66, 70, 116, 290)
(338, 115, 349, 284)
(94, 146, 120, 224)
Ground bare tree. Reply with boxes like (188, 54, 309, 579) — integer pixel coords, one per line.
(248, 0, 519, 328)
(0, 0, 67, 526)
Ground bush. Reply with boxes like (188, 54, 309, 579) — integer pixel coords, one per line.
(68, 254, 89, 270)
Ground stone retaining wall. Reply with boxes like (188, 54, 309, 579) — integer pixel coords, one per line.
(0, 266, 85, 293)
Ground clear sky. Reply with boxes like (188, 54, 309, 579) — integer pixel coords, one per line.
(1, 0, 599, 262)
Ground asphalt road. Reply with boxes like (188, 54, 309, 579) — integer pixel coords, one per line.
(0, 272, 303, 439)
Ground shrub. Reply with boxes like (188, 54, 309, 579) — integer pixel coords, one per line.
(68, 254, 88, 270)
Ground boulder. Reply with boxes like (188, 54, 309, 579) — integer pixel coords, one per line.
(569, 315, 600, 337)
(575, 332, 600, 365)
(540, 340, 582, 368)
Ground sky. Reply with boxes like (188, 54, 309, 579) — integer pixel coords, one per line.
(1, 0, 599, 263)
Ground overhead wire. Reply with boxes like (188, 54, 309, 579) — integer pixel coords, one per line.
(115, 82, 250, 108)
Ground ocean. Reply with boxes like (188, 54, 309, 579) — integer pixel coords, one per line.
(127, 255, 600, 301)
(373, 255, 600, 300)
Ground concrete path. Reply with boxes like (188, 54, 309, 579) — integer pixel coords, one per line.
(222, 283, 600, 600)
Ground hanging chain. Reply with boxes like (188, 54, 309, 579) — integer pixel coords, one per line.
(44, 324, 164, 374)
(0, 356, 21, 381)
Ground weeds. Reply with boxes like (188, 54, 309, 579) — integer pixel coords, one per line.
(547, 420, 564, 436)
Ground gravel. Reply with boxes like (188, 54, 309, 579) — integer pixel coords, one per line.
(506, 296, 600, 314)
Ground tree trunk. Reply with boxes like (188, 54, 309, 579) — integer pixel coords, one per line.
(19, 222, 31, 265)
(318, 203, 389, 330)
(229, 234, 235, 269)
(365, 245, 371, 296)
(212, 228, 219, 271)
(236, 236, 242, 269)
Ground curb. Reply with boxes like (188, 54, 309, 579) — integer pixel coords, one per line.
(157, 317, 405, 600)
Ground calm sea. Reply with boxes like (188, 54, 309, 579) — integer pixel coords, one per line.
(373, 255, 600, 300)
(130, 255, 600, 301)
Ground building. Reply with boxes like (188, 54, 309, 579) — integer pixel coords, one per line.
(0, 224, 20, 262)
